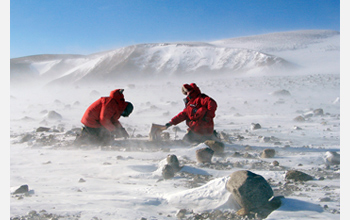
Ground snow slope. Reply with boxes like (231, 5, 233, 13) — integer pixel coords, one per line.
(10, 30, 339, 87)
(10, 30, 340, 219)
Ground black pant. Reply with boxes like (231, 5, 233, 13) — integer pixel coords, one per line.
(74, 126, 113, 146)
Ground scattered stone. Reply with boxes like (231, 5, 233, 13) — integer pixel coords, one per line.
(195, 147, 214, 163)
(36, 127, 51, 132)
(232, 152, 243, 157)
(226, 170, 275, 214)
(272, 161, 279, 166)
(243, 152, 253, 158)
(204, 140, 225, 154)
(261, 149, 276, 158)
(320, 197, 331, 202)
(162, 164, 174, 179)
(325, 151, 340, 165)
(293, 115, 305, 122)
(19, 133, 34, 143)
(78, 178, 86, 183)
(176, 209, 187, 218)
(260, 136, 271, 143)
(285, 170, 313, 181)
(46, 111, 62, 120)
(313, 108, 324, 116)
(270, 89, 291, 96)
(251, 123, 261, 130)
(166, 154, 181, 172)
(11, 185, 29, 194)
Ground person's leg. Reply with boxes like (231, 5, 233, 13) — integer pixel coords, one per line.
(183, 130, 219, 144)
(97, 127, 113, 145)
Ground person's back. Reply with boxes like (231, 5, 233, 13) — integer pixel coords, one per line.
(75, 89, 133, 146)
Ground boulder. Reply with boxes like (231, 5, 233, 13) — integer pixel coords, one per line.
(204, 140, 225, 154)
(166, 154, 181, 172)
(313, 108, 324, 116)
(196, 147, 214, 163)
(261, 149, 276, 158)
(11, 185, 29, 194)
(161, 164, 175, 179)
(270, 89, 291, 96)
(46, 111, 62, 120)
(293, 115, 305, 122)
(226, 170, 274, 213)
(251, 123, 261, 130)
(325, 151, 340, 165)
(36, 127, 50, 132)
(285, 170, 313, 181)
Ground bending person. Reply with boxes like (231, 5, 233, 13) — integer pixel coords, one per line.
(165, 83, 218, 143)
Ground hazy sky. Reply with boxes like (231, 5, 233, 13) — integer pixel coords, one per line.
(10, 0, 340, 58)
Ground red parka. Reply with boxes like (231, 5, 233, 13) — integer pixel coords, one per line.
(169, 83, 217, 135)
(81, 89, 128, 132)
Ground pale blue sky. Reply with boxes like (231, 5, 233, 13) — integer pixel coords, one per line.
(10, 0, 340, 58)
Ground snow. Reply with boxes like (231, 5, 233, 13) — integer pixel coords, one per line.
(10, 30, 341, 219)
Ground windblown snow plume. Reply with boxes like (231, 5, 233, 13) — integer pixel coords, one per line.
(10, 30, 339, 87)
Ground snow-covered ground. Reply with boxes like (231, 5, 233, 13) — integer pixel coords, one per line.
(10, 30, 341, 219)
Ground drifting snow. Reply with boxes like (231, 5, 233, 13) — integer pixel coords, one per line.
(10, 30, 340, 219)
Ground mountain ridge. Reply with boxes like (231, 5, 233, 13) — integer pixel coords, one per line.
(10, 30, 339, 86)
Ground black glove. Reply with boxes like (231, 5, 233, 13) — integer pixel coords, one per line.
(165, 123, 172, 129)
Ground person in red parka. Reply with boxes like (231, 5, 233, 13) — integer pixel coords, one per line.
(165, 83, 218, 143)
(75, 89, 133, 146)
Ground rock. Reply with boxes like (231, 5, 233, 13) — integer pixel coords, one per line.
(293, 115, 305, 122)
(36, 127, 50, 132)
(176, 209, 187, 218)
(260, 136, 271, 143)
(226, 170, 274, 213)
(285, 170, 313, 181)
(243, 152, 253, 158)
(196, 147, 214, 163)
(313, 108, 324, 116)
(162, 164, 174, 179)
(325, 151, 340, 165)
(251, 123, 261, 130)
(19, 133, 34, 143)
(204, 140, 225, 154)
(261, 149, 276, 158)
(270, 89, 291, 96)
(11, 185, 29, 194)
(46, 111, 62, 120)
(272, 161, 279, 166)
(166, 154, 181, 172)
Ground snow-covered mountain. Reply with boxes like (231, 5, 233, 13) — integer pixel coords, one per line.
(10, 30, 339, 86)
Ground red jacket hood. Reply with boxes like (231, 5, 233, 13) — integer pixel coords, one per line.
(110, 89, 128, 110)
(183, 83, 201, 99)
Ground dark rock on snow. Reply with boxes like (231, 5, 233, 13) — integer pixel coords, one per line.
(325, 151, 340, 165)
(285, 170, 313, 181)
(226, 170, 280, 216)
(251, 123, 261, 130)
(162, 164, 175, 179)
(204, 140, 225, 154)
(166, 154, 181, 172)
(261, 148, 276, 158)
(11, 185, 29, 194)
(196, 147, 214, 163)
